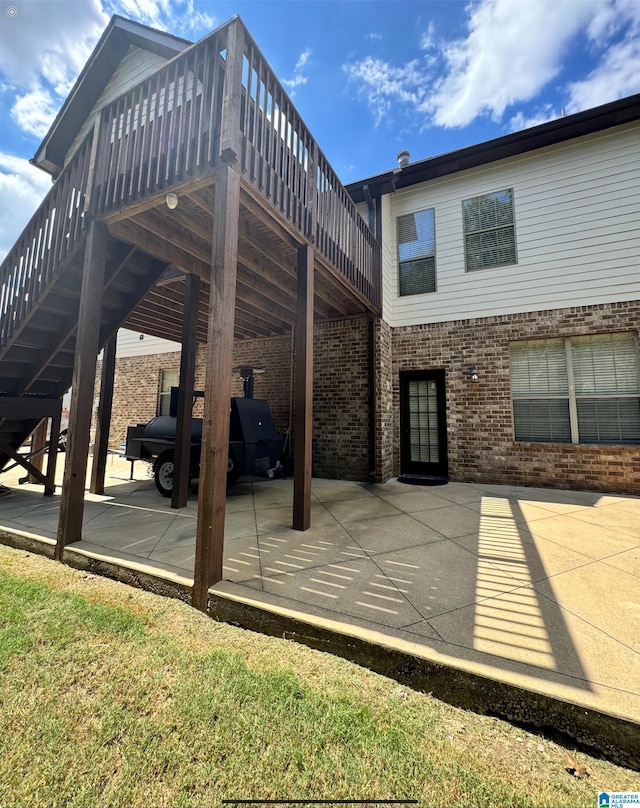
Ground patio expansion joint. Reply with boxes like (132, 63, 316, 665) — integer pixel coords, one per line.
(529, 584, 640, 659)
(335, 517, 453, 625)
(560, 510, 640, 543)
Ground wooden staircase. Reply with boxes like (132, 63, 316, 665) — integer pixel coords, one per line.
(0, 130, 168, 478)
(0, 15, 381, 500)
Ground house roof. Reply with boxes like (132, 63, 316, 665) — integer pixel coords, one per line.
(32, 15, 191, 177)
(346, 93, 640, 204)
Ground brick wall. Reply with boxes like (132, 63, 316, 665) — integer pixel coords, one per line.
(390, 300, 640, 495)
(312, 317, 371, 480)
(98, 317, 373, 481)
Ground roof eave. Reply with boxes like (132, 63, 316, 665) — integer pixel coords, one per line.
(32, 15, 191, 177)
(346, 93, 640, 203)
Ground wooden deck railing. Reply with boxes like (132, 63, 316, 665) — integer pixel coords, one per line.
(0, 132, 93, 350)
(0, 16, 380, 348)
(90, 24, 228, 214)
(238, 26, 380, 308)
(92, 17, 380, 310)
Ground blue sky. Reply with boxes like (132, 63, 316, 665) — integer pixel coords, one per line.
(1, 0, 639, 259)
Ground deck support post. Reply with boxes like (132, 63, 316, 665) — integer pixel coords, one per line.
(193, 163, 240, 611)
(90, 335, 116, 495)
(293, 243, 314, 531)
(27, 420, 48, 484)
(44, 408, 62, 496)
(55, 219, 107, 561)
(172, 273, 201, 509)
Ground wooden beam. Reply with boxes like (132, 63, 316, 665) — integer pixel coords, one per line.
(44, 408, 62, 497)
(172, 273, 200, 509)
(0, 398, 61, 420)
(90, 335, 116, 495)
(55, 219, 108, 560)
(240, 185, 300, 249)
(109, 220, 210, 280)
(135, 208, 211, 265)
(27, 420, 48, 484)
(193, 163, 240, 611)
(0, 442, 52, 492)
(293, 243, 314, 531)
(100, 173, 215, 225)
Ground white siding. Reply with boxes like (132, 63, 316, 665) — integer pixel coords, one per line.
(65, 46, 169, 165)
(116, 328, 181, 358)
(380, 193, 394, 324)
(384, 122, 640, 328)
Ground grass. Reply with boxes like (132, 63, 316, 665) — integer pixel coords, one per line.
(0, 544, 637, 807)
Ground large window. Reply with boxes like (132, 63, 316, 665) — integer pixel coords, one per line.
(509, 333, 640, 444)
(157, 368, 179, 416)
(397, 208, 436, 295)
(463, 188, 516, 271)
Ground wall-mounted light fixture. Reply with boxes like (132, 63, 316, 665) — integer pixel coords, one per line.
(468, 366, 479, 382)
(165, 192, 179, 210)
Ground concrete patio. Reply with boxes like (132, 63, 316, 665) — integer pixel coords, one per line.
(1, 453, 639, 762)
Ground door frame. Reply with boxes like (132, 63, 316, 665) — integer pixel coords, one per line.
(399, 368, 448, 480)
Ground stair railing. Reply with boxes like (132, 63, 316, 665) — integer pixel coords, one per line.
(0, 130, 94, 350)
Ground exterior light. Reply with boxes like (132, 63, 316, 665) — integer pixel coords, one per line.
(469, 366, 479, 382)
(165, 192, 179, 210)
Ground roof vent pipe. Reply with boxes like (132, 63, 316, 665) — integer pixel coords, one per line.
(397, 149, 410, 169)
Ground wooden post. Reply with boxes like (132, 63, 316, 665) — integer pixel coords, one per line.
(172, 273, 201, 509)
(90, 335, 116, 494)
(44, 407, 62, 497)
(293, 243, 314, 531)
(192, 163, 240, 610)
(55, 219, 108, 560)
(27, 420, 48, 484)
(219, 19, 245, 165)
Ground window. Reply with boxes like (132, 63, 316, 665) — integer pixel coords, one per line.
(157, 368, 179, 416)
(397, 208, 436, 295)
(463, 188, 516, 271)
(509, 333, 640, 444)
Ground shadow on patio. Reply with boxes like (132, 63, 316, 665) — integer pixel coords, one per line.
(1, 458, 639, 737)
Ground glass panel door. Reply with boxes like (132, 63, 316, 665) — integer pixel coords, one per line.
(400, 369, 448, 479)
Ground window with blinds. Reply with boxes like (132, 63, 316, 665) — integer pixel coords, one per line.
(157, 368, 179, 416)
(509, 333, 640, 444)
(463, 188, 516, 271)
(397, 208, 436, 295)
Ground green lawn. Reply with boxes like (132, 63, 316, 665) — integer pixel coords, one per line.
(0, 544, 636, 807)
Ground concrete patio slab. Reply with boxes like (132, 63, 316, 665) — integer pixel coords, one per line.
(1, 453, 639, 768)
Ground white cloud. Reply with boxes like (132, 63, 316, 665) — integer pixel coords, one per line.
(566, 13, 640, 112)
(509, 105, 560, 132)
(424, 0, 600, 127)
(345, 0, 640, 133)
(0, 0, 108, 144)
(419, 21, 436, 51)
(282, 49, 311, 95)
(0, 154, 52, 263)
(366, 32, 382, 42)
(11, 87, 60, 139)
(343, 57, 429, 126)
(107, 0, 171, 30)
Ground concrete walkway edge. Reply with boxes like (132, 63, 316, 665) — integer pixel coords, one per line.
(1, 527, 638, 771)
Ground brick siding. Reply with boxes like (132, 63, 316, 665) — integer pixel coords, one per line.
(390, 300, 640, 495)
(99, 317, 372, 481)
(96, 300, 639, 494)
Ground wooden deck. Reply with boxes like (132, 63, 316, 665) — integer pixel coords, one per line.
(88, 16, 379, 339)
(1, 16, 379, 354)
(0, 15, 380, 609)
